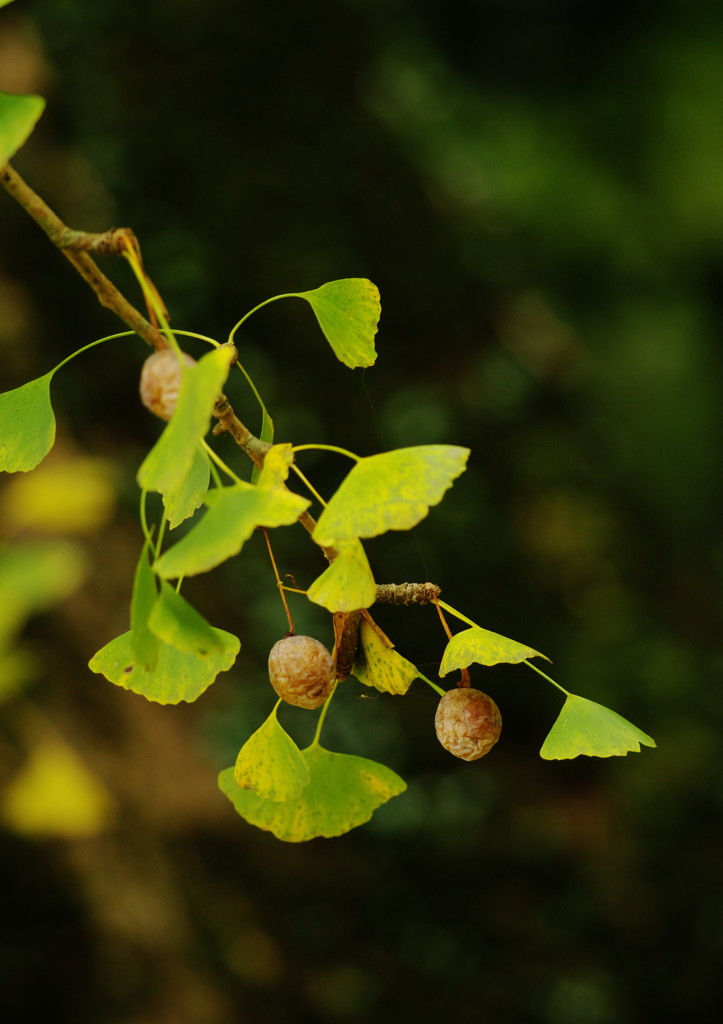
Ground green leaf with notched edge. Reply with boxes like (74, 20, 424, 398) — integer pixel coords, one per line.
(0, 374, 55, 473)
(0, 91, 45, 168)
(313, 445, 470, 547)
(129, 540, 159, 671)
(295, 279, 380, 368)
(164, 445, 210, 528)
(233, 708, 310, 801)
(137, 346, 234, 498)
(540, 693, 656, 760)
(155, 479, 309, 579)
(439, 626, 548, 676)
(307, 540, 376, 613)
(219, 745, 406, 841)
(149, 581, 225, 657)
(256, 442, 294, 489)
(89, 628, 239, 705)
(353, 617, 419, 695)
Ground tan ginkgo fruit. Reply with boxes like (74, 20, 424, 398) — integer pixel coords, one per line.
(139, 348, 196, 420)
(268, 635, 335, 710)
(434, 687, 502, 761)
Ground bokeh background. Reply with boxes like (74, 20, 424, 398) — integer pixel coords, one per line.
(2, 1, 722, 1021)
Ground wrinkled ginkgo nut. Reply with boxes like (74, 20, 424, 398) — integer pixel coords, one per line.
(139, 348, 197, 421)
(434, 687, 502, 761)
(268, 635, 335, 710)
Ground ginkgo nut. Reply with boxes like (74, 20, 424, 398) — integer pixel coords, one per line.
(434, 687, 502, 761)
(268, 635, 335, 710)
(139, 348, 196, 420)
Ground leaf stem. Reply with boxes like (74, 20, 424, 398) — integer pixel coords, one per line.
(523, 659, 570, 697)
(292, 443, 360, 462)
(417, 671, 446, 697)
(311, 684, 338, 747)
(436, 599, 479, 629)
(227, 293, 301, 346)
(291, 464, 328, 508)
(262, 528, 295, 634)
(201, 440, 243, 485)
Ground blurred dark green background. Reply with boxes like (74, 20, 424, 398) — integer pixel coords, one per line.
(1, 0, 722, 1021)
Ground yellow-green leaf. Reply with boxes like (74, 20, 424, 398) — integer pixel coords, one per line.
(89, 628, 239, 705)
(0, 91, 45, 168)
(307, 540, 377, 612)
(233, 708, 310, 801)
(149, 581, 225, 657)
(1, 732, 115, 838)
(155, 479, 309, 579)
(0, 374, 55, 472)
(163, 445, 210, 528)
(0, 541, 86, 643)
(439, 626, 548, 675)
(129, 539, 159, 671)
(313, 445, 469, 547)
(296, 278, 380, 368)
(219, 744, 406, 841)
(540, 693, 657, 760)
(137, 345, 234, 498)
(353, 617, 418, 694)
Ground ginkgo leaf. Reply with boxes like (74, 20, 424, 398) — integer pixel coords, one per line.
(89, 628, 240, 704)
(0, 374, 55, 472)
(0, 90, 45, 168)
(154, 480, 309, 579)
(233, 708, 310, 801)
(307, 540, 377, 612)
(256, 442, 295, 488)
(540, 693, 657, 760)
(1, 731, 115, 838)
(129, 540, 159, 671)
(163, 445, 210, 528)
(0, 541, 86, 642)
(353, 617, 419, 695)
(313, 445, 470, 547)
(439, 626, 548, 676)
(149, 581, 225, 657)
(296, 279, 380, 368)
(218, 744, 406, 841)
(137, 345, 234, 497)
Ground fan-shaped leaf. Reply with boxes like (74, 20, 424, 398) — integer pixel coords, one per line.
(0, 541, 86, 642)
(129, 540, 159, 671)
(149, 581, 225, 657)
(313, 445, 469, 547)
(233, 708, 310, 801)
(440, 626, 548, 676)
(0, 91, 45, 168)
(154, 479, 309, 579)
(540, 693, 656, 759)
(164, 445, 210, 528)
(353, 617, 418, 694)
(89, 628, 239, 705)
(219, 744, 406, 841)
(137, 345, 234, 497)
(296, 279, 380, 368)
(0, 374, 55, 472)
(307, 540, 376, 612)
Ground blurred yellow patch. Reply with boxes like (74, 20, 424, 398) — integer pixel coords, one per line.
(2, 731, 116, 838)
(1, 454, 117, 532)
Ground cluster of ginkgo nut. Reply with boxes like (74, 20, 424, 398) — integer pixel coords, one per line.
(434, 687, 502, 761)
(138, 352, 502, 758)
(140, 348, 197, 421)
(268, 635, 336, 710)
